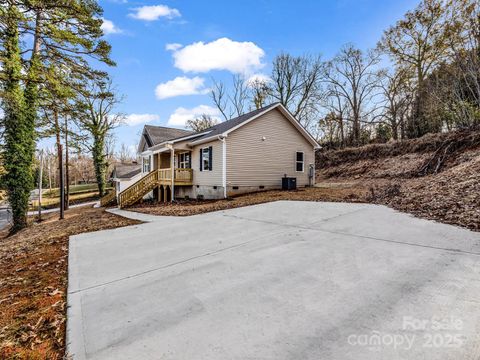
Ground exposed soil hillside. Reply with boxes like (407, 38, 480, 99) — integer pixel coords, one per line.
(316, 130, 480, 231)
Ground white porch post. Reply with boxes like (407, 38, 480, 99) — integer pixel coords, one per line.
(170, 146, 175, 202)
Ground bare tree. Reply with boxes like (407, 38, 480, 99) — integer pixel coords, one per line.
(248, 77, 270, 109)
(269, 53, 324, 129)
(74, 79, 124, 196)
(211, 79, 229, 121)
(444, 0, 480, 125)
(324, 44, 382, 146)
(70, 154, 96, 184)
(117, 143, 136, 163)
(378, 69, 413, 140)
(186, 114, 219, 132)
(211, 75, 249, 121)
(322, 86, 351, 147)
(379, 0, 451, 137)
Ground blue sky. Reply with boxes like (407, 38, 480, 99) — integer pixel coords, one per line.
(86, 0, 419, 152)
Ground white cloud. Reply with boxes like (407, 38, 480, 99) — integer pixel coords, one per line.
(101, 18, 122, 35)
(165, 43, 182, 51)
(124, 113, 159, 126)
(171, 37, 265, 74)
(246, 73, 271, 86)
(155, 76, 208, 100)
(129, 5, 181, 21)
(167, 105, 220, 127)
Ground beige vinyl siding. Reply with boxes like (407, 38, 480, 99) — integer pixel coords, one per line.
(226, 108, 315, 187)
(190, 140, 223, 186)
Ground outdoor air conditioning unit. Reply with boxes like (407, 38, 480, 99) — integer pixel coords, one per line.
(282, 175, 297, 190)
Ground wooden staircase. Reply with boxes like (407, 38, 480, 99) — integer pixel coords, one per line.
(118, 170, 160, 208)
(100, 189, 117, 207)
(118, 168, 193, 208)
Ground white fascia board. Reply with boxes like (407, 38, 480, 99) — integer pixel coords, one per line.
(146, 131, 213, 152)
(140, 150, 153, 156)
(171, 130, 212, 143)
(187, 134, 223, 146)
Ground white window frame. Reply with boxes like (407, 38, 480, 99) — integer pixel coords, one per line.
(142, 156, 151, 173)
(201, 148, 212, 171)
(179, 152, 190, 169)
(295, 151, 304, 172)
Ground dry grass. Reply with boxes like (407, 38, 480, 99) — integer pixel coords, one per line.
(129, 186, 370, 216)
(369, 150, 480, 231)
(29, 191, 100, 210)
(317, 136, 480, 232)
(0, 206, 141, 359)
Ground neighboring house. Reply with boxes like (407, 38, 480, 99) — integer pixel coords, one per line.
(117, 103, 320, 207)
(111, 163, 142, 193)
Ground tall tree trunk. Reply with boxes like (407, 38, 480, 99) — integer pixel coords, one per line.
(53, 109, 64, 204)
(339, 115, 345, 148)
(64, 116, 70, 210)
(92, 135, 106, 197)
(353, 110, 361, 146)
(391, 112, 398, 140)
(48, 160, 52, 193)
(3, 3, 30, 232)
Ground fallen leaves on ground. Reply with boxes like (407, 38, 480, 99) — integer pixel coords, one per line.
(129, 186, 370, 217)
(0, 206, 141, 359)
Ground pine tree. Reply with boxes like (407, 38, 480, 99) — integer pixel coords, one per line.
(1, 3, 31, 232)
(1, 0, 114, 230)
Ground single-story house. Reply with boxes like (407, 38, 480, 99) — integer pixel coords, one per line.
(116, 103, 320, 207)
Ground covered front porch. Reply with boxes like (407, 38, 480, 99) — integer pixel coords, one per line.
(117, 146, 193, 207)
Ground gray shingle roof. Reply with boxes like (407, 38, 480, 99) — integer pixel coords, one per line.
(114, 164, 141, 179)
(141, 103, 305, 150)
(144, 125, 193, 146)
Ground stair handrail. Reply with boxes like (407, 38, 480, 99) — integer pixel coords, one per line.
(118, 170, 159, 207)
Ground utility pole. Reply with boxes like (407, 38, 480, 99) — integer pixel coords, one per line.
(38, 150, 44, 221)
(59, 144, 65, 220)
(64, 116, 70, 210)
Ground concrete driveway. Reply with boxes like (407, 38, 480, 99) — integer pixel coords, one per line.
(0, 206, 11, 231)
(67, 201, 480, 360)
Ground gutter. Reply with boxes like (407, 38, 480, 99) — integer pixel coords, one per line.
(218, 134, 227, 198)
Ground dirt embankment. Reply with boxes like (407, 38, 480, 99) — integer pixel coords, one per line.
(316, 130, 480, 231)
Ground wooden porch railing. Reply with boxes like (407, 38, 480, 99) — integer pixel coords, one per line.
(118, 168, 193, 208)
(174, 168, 193, 184)
(100, 189, 117, 207)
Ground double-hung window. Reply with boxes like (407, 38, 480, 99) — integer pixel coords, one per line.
(178, 152, 191, 169)
(199, 146, 212, 171)
(296, 152, 304, 172)
(143, 156, 151, 173)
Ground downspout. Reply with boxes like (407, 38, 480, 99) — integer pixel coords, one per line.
(218, 135, 227, 198)
(170, 147, 175, 202)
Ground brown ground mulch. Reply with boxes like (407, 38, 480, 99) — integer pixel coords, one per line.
(133, 130, 479, 231)
(0, 206, 141, 360)
(129, 186, 370, 217)
(369, 150, 480, 231)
